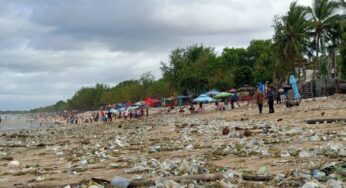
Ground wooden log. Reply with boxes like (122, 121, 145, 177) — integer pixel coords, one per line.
(0, 144, 26, 147)
(242, 175, 272, 181)
(306, 118, 346, 124)
(128, 173, 223, 187)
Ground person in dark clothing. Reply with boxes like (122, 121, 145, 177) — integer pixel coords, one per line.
(267, 87, 275, 113)
(189, 105, 195, 113)
(230, 93, 237, 110)
(107, 110, 112, 122)
(276, 89, 282, 104)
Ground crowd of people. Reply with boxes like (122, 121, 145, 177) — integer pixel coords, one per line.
(96, 106, 148, 123)
(62, 85, 299, 124)
(167, 85, 297, 116)
(62, 102, 149, 125)
(256, 86, 296, 114)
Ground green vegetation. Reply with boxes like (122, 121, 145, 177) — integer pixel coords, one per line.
(31, 0, 345, 112)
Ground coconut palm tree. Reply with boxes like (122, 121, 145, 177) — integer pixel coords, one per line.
(273, 2, 310, 82)
(341, 0, 346, 7)
(308, 0, 340, 79)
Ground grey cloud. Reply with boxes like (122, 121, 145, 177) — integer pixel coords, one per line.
(22, 0, 289, 52)
(0, 0, 313, 110)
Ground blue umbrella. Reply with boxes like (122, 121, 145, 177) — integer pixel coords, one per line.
(193, 94, 214, 103)
(289, 75, 301, 100)
(116, 107, 126, 112)
(206, 89, 220, 97)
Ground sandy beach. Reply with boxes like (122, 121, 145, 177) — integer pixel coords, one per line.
(0, 95, 345, 187)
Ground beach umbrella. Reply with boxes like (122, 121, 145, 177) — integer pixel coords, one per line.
(289, 75, 301, 100)
(206, 89, 220, 97)
(229, 88, 237, 93)
(128, 106, 139, 111)
(135, 101, 145, 106)
(110, 108, 117, 113)
(214, 92, 234, 99)
(193, 94, 214, 103)
(116, 107, 126, 112)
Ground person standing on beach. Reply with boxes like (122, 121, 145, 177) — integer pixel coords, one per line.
(230, 93, 237, 110)
(267, 87, 275, 113)
(256, 90, 264, 114)
(276, 88, 282, 104)
(107, 110, 112, 122)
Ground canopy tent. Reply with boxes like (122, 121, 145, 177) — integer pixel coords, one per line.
(178, 96, 192, 107)
(145, 97, 161, 107)
(206, 89, 220, 97)
(214, 92, 234, 99)
(178, 96, 190, 99)
(193, 94, 214, 103)
(238, 85, 255, 92)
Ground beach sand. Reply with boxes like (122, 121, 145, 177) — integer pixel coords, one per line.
(0, 95, 345, 187)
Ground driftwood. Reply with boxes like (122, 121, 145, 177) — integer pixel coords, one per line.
(126, 174, 273, 187)
(128, 174, 223, 187)
(0, 144, 26, 148)
(242, 175, 272, 181)
(88, 173, 274, 187)
(306, 118, 346, 124)
(91, 177, 110, 184)
(235, 126, 271, 131)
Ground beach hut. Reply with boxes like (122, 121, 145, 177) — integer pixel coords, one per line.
(237, 85, 255, 101)
(145, 97, 162, 107)
(178, 96, 192, 107)
(162, 97, 177, 107)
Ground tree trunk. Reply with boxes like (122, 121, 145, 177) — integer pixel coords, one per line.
(314, 34, 320, 79)
(303, 59, 307, 82)
(332, 47, 336, 78)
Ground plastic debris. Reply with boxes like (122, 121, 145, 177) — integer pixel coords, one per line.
(111, 176, 130, 188)
(7, 160, 20, 168)
(301, 181, 320, 188)
(312, 170, 326, 180)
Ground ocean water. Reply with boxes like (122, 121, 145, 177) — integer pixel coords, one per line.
(0, 114, 51, 132)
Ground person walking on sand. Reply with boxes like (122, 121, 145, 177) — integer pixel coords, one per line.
(256, 90, 264, 114)
(267, 87, 275, 113)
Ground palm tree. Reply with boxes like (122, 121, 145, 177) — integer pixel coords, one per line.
(308, 0, 340, 79)
(341, 0, 346, 7)
(273, 2, 310, 82)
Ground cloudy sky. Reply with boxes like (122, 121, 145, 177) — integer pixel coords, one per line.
(0, 0, 312, 111)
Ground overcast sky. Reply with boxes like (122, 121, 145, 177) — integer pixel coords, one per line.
(0, 0, 312, 111)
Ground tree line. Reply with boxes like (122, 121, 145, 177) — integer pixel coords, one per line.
(31, 0, 346, 112)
